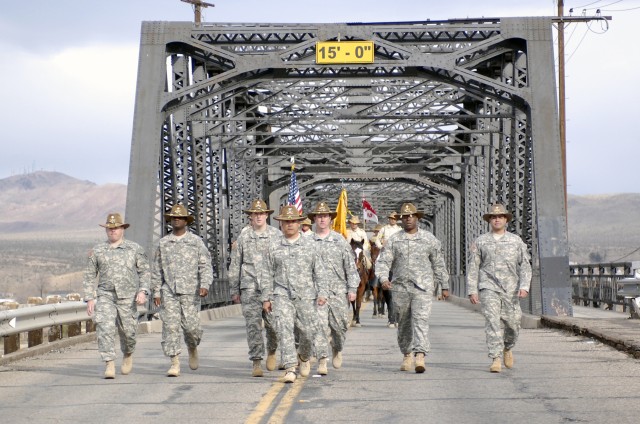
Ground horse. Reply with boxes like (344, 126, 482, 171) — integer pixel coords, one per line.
(349, 239, 369, 327)
(369, 242, 393, 323)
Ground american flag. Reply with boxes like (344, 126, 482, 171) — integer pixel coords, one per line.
(288, 170, 302, 214)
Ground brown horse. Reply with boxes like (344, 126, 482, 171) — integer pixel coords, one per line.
(350, 240, 368, 327)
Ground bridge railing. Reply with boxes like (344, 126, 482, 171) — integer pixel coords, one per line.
(569, 262, 635, 312)
(0, 278, 232, 357)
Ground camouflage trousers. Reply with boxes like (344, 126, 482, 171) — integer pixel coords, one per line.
(314, 293, 348, 357)
(160, 289, 203, 357)
(392, 285, 433, 355)
(273, 295, 324, 369)
(94, 289, 137, 362)
(241, 289, 278, 361)
(479, 288, 522, 358)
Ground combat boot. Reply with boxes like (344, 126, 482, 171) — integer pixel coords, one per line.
(104, 360, 115, 379)
(252, 359, 264, 377)
(167, 355, 180, 377)
(299, 356, 311, 377)
(188, 346, 199, 370)
(121, 353, 133, 375)
(282, 367, 297, 383)
(490, 357, 502, 373)
(317, 358, 328, 375)
(503, 349, 514, 369)
(332, 349, 343, 369)
(266, 351, 277, 371)
(414, 353, 426, 373)
(400, 354, 412, 371)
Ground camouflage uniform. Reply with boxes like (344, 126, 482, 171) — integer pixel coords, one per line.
(312, 230, 360, 357)
(82, 239, 150, 361)
(229, 225, 281, 361)
(151, 232, 213, 357)
(466, 231, 532, 358)
(375, 229, 449, 355)
(261, 235, 328, 369)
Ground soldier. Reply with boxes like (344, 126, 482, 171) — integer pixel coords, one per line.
(229, 199, 281, 377)
(375, 212, 402, 249)
(467, 204, 531, 373)
(151, 204, 213, 377)
(260, 205, 328, 383)
(300, 217, 314, 237)
(346, 215, 372, 273)
(375, 203, 450, 373)
(83, 213, 150, 379)
(308, 201, 359, 373)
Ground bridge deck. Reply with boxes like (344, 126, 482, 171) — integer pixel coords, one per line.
(1, 301, 639, 423)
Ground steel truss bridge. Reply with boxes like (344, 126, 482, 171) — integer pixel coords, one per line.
(125, 17, 570, 316)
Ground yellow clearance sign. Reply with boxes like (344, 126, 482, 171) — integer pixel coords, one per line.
(316, 41, 374, 64)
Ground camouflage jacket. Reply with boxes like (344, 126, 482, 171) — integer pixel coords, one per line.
(466, 231, 532, 295)
(151, 231, 214, 297)
(228, 225, 281, 296)
(375, 228, 449, 292)
(313, 230, 360, 295)
(260, 234, 328, 302)
(82, 239, 150, 301)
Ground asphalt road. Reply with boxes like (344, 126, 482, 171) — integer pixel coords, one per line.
(1, 301, 639, 423)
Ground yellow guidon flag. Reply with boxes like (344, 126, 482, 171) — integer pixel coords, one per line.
(332, 188, 348, 239)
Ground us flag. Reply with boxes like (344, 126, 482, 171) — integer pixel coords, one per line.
(288, 170, 302, 214)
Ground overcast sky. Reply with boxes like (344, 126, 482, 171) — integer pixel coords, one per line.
(0, 1, 637, 194)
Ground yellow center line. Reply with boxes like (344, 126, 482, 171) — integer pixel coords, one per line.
(245, 381, 286, 424)
(268, 377, 306, 424)
(245, 376, 307, 424)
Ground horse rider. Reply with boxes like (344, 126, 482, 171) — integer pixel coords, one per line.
(300, 217, 314, 237)
(375, 212, 402, 249)
(345, 215, 372, 270)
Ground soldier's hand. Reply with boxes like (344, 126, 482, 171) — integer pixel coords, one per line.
(135, 291, 147, 305)
(469, 294, 480, 304)
(86, 299, 95, 316)
(381, 280, 392, 290)
(263, 301, 272, 313)
(154, 297, 162, 307)
(317, 297, 327, 306)
(199, 288, 209, 297)
(441, 289, 450, 300)
(518, 289, 529, 299)
(231, 294, 241, 304)
(347, 292, 356, 302)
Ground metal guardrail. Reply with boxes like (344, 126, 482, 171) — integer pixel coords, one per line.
(570, 262, 640, 317)
(0, 302, 89, 337)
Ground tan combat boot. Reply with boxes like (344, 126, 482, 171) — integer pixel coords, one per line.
(167, 355, 180, 377)
(414, 353, 426, 374)
(490, 357, 502, 373)
(282, 367, 296, 383)
(104, 360, 115, 379)
(188, 346, 199, 370)
(299, 357, 311, 377)
(266, 351, 277, 371)
(252, 359, 264, 377)
(317, 358, 328, 375)
(503, 349, 514, 369)
(121, 353, 133, 375)
(332, 349, 343, 369)
(400, 354, 413, 371)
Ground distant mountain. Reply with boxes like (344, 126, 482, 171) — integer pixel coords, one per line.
(0, 171, 126, 232)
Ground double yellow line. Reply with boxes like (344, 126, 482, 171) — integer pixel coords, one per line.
(245, 377, 306, 424)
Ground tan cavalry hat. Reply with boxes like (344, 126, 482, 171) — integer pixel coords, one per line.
(388, 212, 399, 220)
(164, 204, 195, 224)
(100, 213, 130, 229)
(243, 199, 274, 215)
(483, 204, 513, 222)
(373, 224, 383, 232)
(307, 201, 337, 220)
(301, 218, 313, 226)
(398, 203, 424, 219)
(348, 215, 361, 225)
(274, 205, 305, 221)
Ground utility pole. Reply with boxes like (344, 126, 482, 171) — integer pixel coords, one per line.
(558, 0, 567, 204)
(181, 0, 215, 27)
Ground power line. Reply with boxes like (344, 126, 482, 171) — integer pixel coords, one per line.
(610, 245, 640, 262)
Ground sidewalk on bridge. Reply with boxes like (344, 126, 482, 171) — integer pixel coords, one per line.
(448, 295, 640, 359)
